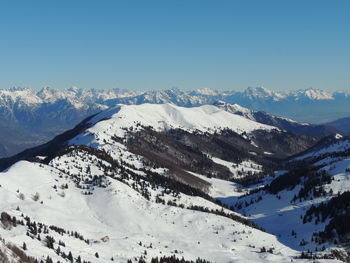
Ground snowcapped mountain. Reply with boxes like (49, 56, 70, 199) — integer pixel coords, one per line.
(0, 103, 317, 172)
(0, 103, 329, 263)
(191, 88, 219, 96)
(0, 87, 111, 158)
(287, 88, 334, 101)
(234, 87, 333, 102)
(213, 101, 340, 137)
(213, 101, 256, 120)
(71, 103, 278, 141)
(224, 87, 349, 124)
(241, 86, 287, 101)
(0, 86, 348, 158)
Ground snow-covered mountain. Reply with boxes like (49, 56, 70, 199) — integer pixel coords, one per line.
(0, 86, 347, 158)
(287, 88, 334, 101)
(213, 101, 340, 137)
(71, 103, 278, 142)
(217, 134, 350, 261)
(0, 103, 332, 263)
(224, 87, 350, 124)
(0, 87, 109, 158)
(0, 103, 318, 172)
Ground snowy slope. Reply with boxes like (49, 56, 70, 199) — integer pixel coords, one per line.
(217, 170, 350, 261)
(0, 86, 347, 158)
(70, 103, 279, 146)
(213, 101, 338, 137)
(213, 135, 350, 261)
(293, 135, 350, 161)
(91, 103, 278, 133)
(211, 157, 262, 179)
(213, 101, 256, 120)
(0, 159, 310, 263)
(0, 100, 341, 262)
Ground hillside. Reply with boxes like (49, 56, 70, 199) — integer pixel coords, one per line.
(327, 117, 350, 135)
(218, 134, 350, 261)
(0, 104, 317, 182)
(0, 86, 347, 157)
(0, 104, 326, 262)
(214, 101, 339, 137)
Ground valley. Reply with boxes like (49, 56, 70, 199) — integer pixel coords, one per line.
(1, 102, 349, 262)
(0, 86, 346, 158)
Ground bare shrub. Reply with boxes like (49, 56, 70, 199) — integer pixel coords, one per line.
(6, 243, 37, 263)
(18, 193, 25, 200)
(32, 192, 40, 201)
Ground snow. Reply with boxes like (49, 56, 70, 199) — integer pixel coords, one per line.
(213, 101, 256, 121)
(244, 87, 286, 101)
(218, 181, 342, 257)
(335, 133, 343, 139)
(242, 87, 334, 102)
(0, 87, 41, 106)
(214, 139, 350, 260)
(301, 88, 333, 100)
(286, 88, 334, 101)
(0, 160, 312, 262)
(0, 88, 347, 262)
(188, 172, 245, 198)
(294, 138, 350, 161)
(70, 103, 278, 147)
(211, 157, 262, 179)
(195, 88, 218, 96)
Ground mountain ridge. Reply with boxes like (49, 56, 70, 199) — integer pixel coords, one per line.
(0, 86, 346, 158)
(0, 101, 348, 262)
(0, 102, 320, 263)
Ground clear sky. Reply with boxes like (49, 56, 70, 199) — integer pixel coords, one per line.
(0, 0, 349, 91)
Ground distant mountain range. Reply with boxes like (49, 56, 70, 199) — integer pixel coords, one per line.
(213, 101, 339, 137)
(101, 86, 350, 123)
(0, 86, 348, 157)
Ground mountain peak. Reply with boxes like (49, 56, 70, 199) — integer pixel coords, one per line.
(244, 86, 285, 101)
(0, 86, 40, 105)
(288, 88, 334, 100)
(195, 88, 218, 96)
(70, 103, 278, 147)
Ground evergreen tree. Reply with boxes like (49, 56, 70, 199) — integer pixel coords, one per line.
(67, 251, 73, 262)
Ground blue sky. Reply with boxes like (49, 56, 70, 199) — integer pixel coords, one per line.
(0, 0, 349, 91)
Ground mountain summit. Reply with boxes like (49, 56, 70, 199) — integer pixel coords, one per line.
(0, 86, 347, 157)
(0, 102, 322, 263)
